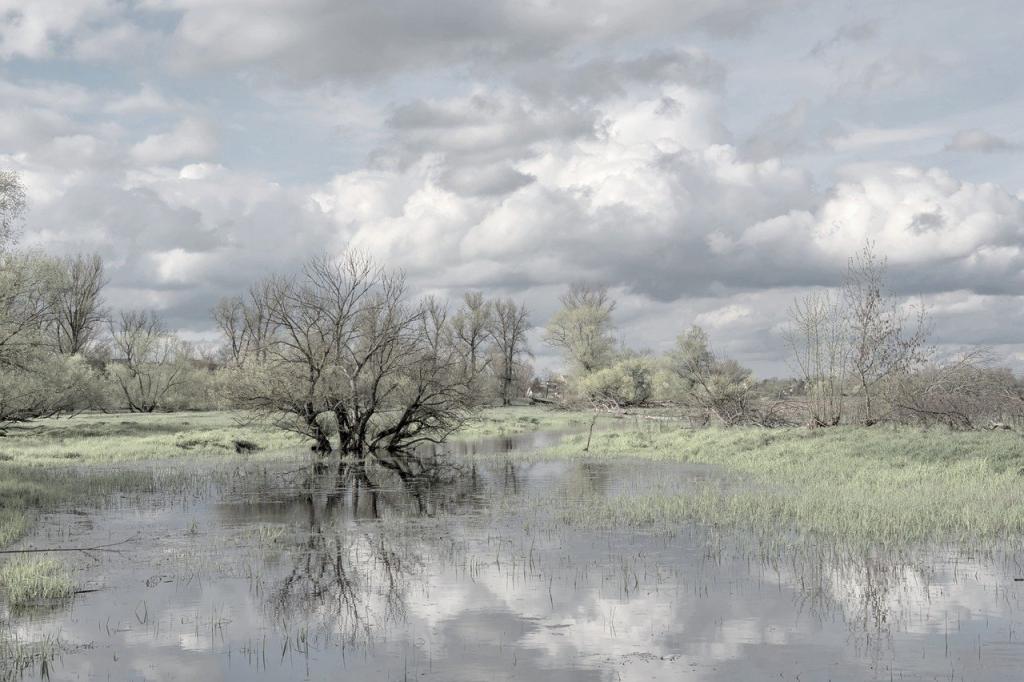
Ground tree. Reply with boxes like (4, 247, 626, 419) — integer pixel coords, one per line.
(228, 253, 475, 461)
(490, 297, 531, 406)
(212, 295, 248, 365)
(450, 291, 493, 393)
(668, 326, 754, 425)
(0, 254, 98, 431)
(891, 349, 1024, 430)
(108, 310, 189, 412)
(0, 170, 26, 252)
(577, 355, 654, 407)
(49, 253, 106, 355)
(784, 290, 848, 426)
(212, 282, 276, 366)
(843, 242, 929, 425)
(544, 283, 617, 375)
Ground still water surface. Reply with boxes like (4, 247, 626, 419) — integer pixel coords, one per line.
(5, 430, 1024, 680)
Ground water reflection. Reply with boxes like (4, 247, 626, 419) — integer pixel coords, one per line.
(3, 430, 1024, 680)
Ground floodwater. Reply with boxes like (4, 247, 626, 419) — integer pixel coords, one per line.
(4, 429, 1024, 681)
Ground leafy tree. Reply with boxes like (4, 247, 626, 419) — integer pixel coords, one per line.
(668, 326, 754, 425)
(0, 170, 26, 252)
(544, 283, 617, 375)
(576, 355, 654, 407)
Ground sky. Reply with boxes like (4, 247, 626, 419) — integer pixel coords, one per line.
(2, 0, 1023, 376)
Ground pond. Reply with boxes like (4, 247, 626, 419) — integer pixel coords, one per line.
(4, 429, 1024, 680)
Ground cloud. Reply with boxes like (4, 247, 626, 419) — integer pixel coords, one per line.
(0, 0, 125, 59)
(5, 1, 1024, 376)
(807, 19, 878, 58)
(945, 129, 1019, 153)
(104, 84, 178, 114)
(130, 118, 218, 165)
(155, 0, 795, 83)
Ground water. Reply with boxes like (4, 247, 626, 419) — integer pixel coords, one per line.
(4, 430, 1024, 680)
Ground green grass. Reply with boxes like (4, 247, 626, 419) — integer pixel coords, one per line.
(0, 558, 74, 609)
(454, 406, 592, 438)
(536, 425, 1024, 547)
(0, 410, 300, 465)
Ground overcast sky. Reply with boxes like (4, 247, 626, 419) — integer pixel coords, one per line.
(2, 0, 1023, 375)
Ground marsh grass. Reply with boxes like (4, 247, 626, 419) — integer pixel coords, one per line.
(536, 425, 1024, 548)
(454, 406, 590, 438)
(0, 632, 63, 682)
(0, 411, 299, 465)
(0, 558, 74, 609)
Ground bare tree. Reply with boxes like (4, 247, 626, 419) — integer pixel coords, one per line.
(213, 282, 278, 366)
(108, 310, 188, 412)
(212, 295, 248, 365)
(50, 253, 107, 355)
(843, 243, 929, 425)
(544, 283, 616, 374)
(489, 297, 531, 406)
(228, 253, 474, 459)
(450, 291, 493, 387)
(0, 170, 27, 251)
(784, 290, 848, 426)
(892, 349, 1024, 430)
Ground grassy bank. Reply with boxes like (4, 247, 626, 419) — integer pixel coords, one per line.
(454, 406, 590, 438)
(537, 425, 1024, 547)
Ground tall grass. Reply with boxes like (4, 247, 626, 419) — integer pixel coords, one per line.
(542, 425, 1024, 547)
(0, 558, 74, 609)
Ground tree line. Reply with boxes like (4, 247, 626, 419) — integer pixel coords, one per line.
(3, 168, 1022, 448)
(542, 245, 1024, 430)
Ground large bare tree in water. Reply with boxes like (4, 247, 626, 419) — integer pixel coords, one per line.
(227, 253, 474, 460)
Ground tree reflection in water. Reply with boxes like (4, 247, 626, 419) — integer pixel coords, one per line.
(266, 454, 494, 646)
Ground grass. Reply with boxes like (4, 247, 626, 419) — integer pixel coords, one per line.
(0, 410, 300, 465)
(534, 425, 1024, 548)
(454, 406, 591, 438)
(0, 558, 74, 609)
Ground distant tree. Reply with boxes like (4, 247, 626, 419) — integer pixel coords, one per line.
(668, 326, 754, 425)
(212, 295, 249, 365)
(49, 253, 107, 355)
(490, 298, 531, 406)
(544, 283, 617, 375)
(577, 355, 654, 408)
(784, 290, 848, 426)
(0, 170, 27, 251)
(843, 242, 929, 425)
(108, 310, 189, 412)
(450, 291, 494, 392)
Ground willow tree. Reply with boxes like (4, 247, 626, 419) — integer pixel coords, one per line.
(227, 253, 474, 459)
(544, 283, 616, 375)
